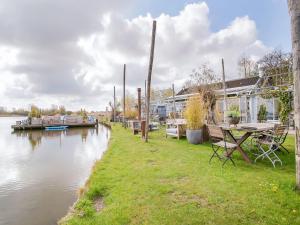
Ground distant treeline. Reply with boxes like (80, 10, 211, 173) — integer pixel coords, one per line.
(0, 107, 29, 116)
(0, 105, 91, 117)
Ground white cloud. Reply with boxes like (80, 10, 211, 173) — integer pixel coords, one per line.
(0, 46, 19, 69)
(0, 1, 271, 110)
(78, 2, 270, 110)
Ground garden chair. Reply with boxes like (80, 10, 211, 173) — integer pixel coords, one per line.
(273, 125, 289, 154)
(207, 125, 237, 167)
(165, 119, 186, 139)
(252, 125, 289, 151)
(253, 126, 288, 167)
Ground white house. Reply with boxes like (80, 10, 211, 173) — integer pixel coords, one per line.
(164, 74, 293, 124)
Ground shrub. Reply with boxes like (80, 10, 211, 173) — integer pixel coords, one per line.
(258, 105, 267, 122)
(226, 104, 240, 118)
(184, 93, 208, 130)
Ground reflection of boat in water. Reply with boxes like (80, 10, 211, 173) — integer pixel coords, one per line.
(11, 126, 99, 150)
(11, 115, 98, 130)
(45, 126, 68, 131)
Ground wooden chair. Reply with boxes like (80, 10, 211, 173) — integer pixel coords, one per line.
(207, 125, 237, 167)
(127, 120, 141, 135)
(165, 119, 186, 139)
(273, 125, 289, 153)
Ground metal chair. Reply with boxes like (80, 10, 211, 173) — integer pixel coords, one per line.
(253, 126, 288, 167)
(207, 125, 237, 167)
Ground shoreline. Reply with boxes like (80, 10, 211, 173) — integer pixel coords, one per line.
(59, 123, 112, 224)
(98, 121, 112, 129)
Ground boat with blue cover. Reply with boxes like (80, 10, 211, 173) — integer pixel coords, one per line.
(45, 126, 68, 131)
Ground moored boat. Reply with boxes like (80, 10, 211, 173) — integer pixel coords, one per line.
(45, 126, 68, 131)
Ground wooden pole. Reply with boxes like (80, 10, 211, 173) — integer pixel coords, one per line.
(144, 80, 147, 119)
(288, 0, 300, 189)
(145, 20, 157, 142)
(123, 64, 126, 126)
(113, 86, 116, 122)
(244, 58, 247, 78)
(105, 106, 108, 122)
(145, 80, 147, 102)
(137, 88, 142, 121)
(222, 58, 227, 122)
(172, 83, 176, 118)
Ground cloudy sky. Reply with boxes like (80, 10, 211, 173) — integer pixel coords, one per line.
(0, 0, 290, 111)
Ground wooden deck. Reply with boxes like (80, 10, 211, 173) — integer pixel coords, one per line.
(11, 122, 98, 130)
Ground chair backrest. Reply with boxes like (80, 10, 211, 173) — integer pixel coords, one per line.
(207, 125, 224, 140)
(274, 125, 286, 135)
(274, 125, 288, 143)
(166, 118, 186, 125)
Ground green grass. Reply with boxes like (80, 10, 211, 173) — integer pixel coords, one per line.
(61, 124, 300, 225)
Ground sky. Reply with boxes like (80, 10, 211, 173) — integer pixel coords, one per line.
(0, 0, 291, 111)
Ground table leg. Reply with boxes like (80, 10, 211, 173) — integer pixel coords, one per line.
(225, 130, 252, 164)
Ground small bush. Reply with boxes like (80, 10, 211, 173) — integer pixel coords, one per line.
(258, 105, 267, 122)
(227, 104, 240, 118)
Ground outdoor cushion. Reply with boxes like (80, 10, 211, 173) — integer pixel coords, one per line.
(166, 128, 178, 134)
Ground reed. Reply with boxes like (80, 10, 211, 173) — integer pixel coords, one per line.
(184, 93, 208, 130)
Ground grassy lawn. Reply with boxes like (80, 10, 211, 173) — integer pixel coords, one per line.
(61, 124, 300, 225)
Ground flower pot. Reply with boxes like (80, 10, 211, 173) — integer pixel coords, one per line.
(186, 129, 203, 144)
(227, 116, 240, 125)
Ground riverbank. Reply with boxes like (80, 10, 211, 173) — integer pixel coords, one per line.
(0, 114, 26, 117)
(61, 124, 300, 225)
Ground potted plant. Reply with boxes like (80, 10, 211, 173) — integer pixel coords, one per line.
(258, 105, 268, 122)
(184, 94, 208, 144)
(226, 105, 240, 125)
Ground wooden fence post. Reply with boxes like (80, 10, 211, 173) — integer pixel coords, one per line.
(145, 20, 157, 142)
(123, 64, 126, 127)
(113, 86, 116, 122)
(137, 88, 142, 121)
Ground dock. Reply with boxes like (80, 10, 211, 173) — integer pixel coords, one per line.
(11, 122, 98, 130)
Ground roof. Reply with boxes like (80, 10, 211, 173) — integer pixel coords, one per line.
(177, 76, 260, 95)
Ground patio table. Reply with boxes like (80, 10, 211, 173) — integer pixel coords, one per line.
(218, 123, 275, 163)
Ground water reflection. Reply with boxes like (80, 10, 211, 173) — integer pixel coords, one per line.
(0, 117, 110, 225)
(12, 128, 101, 150)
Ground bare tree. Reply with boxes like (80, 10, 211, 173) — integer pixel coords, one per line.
(122, 93, 138, 119)
(238, 55, 258, 78)
(150, 88, 173, 102)
(184, 64, 220, 124)
(184, 64, 220, 89)
(258, 50, 292, 75)
(288, 0, 300, 189)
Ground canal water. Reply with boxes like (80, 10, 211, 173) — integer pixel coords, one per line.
(0, 117, 110, 225)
